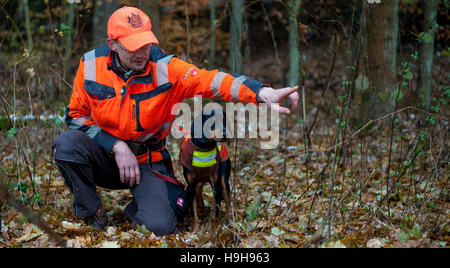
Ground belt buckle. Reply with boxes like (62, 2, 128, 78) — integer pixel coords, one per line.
(146, 136, 165, 150)
(126, 141, 145, 156)
(146, 136, 160, 145)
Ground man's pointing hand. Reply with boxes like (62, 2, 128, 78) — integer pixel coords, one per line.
(257, 86, 300, 114)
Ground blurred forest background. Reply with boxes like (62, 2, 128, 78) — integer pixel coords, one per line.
(0, 0, 448, 248)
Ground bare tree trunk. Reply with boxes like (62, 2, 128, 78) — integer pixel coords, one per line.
(230, 0, 243, 73)
(22, 0, 32, 51)
(209, 0, 216, 69)
(417, 0, 438, 111)
(92, 0, 119, 47)
(243, 5, 251, 72)
(138, 0, 160, 41)
(63, 2, 75, 93)
(184, 0, 191, 62)
(362, 0, 399, 122)
(287, 0, 301, 87)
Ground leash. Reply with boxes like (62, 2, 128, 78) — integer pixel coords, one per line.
(152, 170, 185, 188)
(124, 137, 184, 187)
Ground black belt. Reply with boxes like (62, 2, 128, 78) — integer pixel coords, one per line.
(126, 137, 175, 179)
(125, 138, 166, 156)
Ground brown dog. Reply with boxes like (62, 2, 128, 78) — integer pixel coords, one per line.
(178, 111, 231, 232)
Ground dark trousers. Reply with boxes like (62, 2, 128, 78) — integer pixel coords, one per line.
(52, 130, 177, 235)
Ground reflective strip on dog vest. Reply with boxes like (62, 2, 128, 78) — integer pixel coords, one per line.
(191, 143, 224, 167)
(192, 148, 217, 167)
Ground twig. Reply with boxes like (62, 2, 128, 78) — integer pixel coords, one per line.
(184, 0, 191, 62)
(293, 106, 447, 159)
(245, 106, 446, 190)
(0, 183, 66, 247)
(307, 34, 339, 137)
(1, 6, 26, 48)
(0, 89, 37, 199)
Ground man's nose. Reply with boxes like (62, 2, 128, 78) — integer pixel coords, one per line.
(134, 48, 148, 57)
(134, 44, 151, 56)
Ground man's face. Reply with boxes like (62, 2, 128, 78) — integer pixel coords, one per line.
(108, 39, 151, 71)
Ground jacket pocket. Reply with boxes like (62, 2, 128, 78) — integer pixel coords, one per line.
(84, 80, 119, 129)
(85, 80, 116, 100)
(130, 83, 172, 132)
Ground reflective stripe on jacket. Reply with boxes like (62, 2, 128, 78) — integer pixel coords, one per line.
(66, 45, 263, 163)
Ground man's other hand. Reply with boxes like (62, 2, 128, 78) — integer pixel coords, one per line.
(111, 140, 141, 187)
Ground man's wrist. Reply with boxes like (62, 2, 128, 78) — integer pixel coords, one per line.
(111, 140, 126, 154)
(256, 86, 268, 103)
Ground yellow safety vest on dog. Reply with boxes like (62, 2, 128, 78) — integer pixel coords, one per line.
(179, 137, 229, 181)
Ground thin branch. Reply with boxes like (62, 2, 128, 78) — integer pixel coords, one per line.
(0, 183, 67, 247)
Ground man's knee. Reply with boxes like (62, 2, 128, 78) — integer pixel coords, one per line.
(52, 130, 96, 164)
(53, 130, 90, 146)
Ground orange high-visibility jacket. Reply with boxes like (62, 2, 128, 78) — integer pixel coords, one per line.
(66, 45, 266, 163)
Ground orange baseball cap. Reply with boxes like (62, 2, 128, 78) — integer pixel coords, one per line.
(107, 6, 159, 52)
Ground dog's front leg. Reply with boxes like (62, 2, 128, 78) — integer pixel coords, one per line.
(220, 177, 231, 220)
(196, 189, 204, 211)
(192, 182, 203, 233)
(208, 173, 218, 226)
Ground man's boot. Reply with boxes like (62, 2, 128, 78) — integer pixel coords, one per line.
(84, 206, 108, 231)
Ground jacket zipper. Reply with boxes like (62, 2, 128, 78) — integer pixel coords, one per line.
(121, 73, 151, 131)
(132, 102, 137, 131)
(120, 72, 148, 106)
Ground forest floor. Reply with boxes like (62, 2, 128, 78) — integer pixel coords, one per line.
(0, 43, 448, 248)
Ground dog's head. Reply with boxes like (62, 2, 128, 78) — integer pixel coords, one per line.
(190, 109, 229, 148)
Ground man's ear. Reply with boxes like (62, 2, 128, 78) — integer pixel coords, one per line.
(107, 38, 118, 52)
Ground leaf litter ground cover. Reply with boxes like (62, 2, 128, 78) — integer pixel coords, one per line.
(0, 101, 448, 248)
(0, 38, 448, 248)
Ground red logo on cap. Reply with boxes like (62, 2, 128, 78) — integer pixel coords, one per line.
(127, 13, 143, 29)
